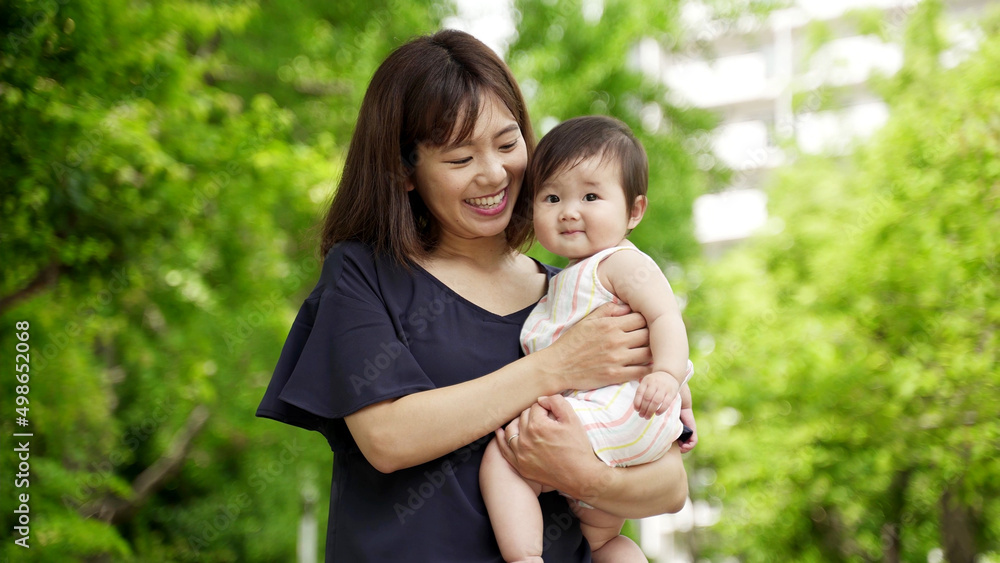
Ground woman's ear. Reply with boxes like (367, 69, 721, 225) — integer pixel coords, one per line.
(627, 195, 648, 229)
(403, 148, 421, 192)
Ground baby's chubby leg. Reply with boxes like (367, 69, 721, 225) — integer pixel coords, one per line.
(591, 535, 647, 563)
(573, 504, 647, 562)
(480, 438, 546, 563)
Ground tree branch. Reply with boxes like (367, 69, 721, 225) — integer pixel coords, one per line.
(812, 505, 875, 562)
(81, 405, 211, 524)
(941, 476, 980, 563)
(0, 262, 60, 313)
(880, 469, 912, 563)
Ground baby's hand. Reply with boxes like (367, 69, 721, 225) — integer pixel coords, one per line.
(634, 371, 680, 419)
(678, 407, 698, 453)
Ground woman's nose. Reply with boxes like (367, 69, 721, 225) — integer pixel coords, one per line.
(477, 152, 507, 186)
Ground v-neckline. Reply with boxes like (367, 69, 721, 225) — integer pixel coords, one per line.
(412, 258, 552, 322)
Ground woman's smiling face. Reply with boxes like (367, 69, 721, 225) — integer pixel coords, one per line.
(409, 94, 528, 245)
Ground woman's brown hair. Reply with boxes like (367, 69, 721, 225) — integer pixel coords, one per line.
(320, 30, 536, 264)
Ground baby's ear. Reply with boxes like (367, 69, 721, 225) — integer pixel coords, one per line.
(627, 195, 648, 229)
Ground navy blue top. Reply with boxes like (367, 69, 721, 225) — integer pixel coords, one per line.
(257, 241, 592, 563)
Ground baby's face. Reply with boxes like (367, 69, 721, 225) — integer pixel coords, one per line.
(532, 155, 641, 260)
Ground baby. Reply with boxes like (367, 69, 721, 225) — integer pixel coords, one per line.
(480, 116, 696, 563)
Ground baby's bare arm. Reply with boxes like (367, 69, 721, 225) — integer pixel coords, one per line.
(598, 249, 690, 396)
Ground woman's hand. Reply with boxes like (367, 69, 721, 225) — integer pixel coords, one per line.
(497, 394, 689, 517)
(537, 303, 652, 392)
(495, 395, 605, 497)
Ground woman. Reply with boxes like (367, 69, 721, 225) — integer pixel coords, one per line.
(257, 29, 688, 562)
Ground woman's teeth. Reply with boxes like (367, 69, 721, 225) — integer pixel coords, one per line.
(466, 190, 505, 209)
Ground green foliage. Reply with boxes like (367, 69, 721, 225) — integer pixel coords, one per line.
(803, 19, 835, 57)
(696, 0, 791, 24)
(684, 2, 1000, 560)
(212, 0, 454, 144)
(846, 7, 894, 41)
(509, 0, 717, 267)
(1, 0, 436, 560)
(2, 0, 710, 560)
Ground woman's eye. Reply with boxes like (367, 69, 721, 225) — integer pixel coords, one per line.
(447, 157, 472, 165)
(584, 193, 599, 201)
(500, 139, 519, 151)
(544, 195, 560, 203)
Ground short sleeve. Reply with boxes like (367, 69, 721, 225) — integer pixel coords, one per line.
(256, 243, 436, 450)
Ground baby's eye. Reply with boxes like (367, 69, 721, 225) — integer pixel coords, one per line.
(584, 193, 599, 201)
(544, 195, 560, 203)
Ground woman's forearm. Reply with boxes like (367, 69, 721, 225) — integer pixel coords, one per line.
(569, 447, 689, 518)
(347, 304, 651, 473)
(345, 349, 565, 473)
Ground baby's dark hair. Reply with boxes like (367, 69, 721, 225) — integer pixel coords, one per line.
(526, 115, 648, 217)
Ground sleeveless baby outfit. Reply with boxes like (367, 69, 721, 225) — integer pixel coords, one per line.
(520, 245, 690, 467)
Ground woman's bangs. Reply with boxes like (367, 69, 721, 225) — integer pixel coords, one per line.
(412, 74, 482, 149)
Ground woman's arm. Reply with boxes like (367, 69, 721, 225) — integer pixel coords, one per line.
(345, 304, 652, 473)
(497, 394, 688, 517)
(580, 448, 688, 517)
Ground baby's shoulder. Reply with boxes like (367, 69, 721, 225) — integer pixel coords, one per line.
(596, 245, 664, 296)
(595, 244, 656, 274)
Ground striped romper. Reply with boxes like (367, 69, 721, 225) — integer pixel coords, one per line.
(521, 245, 689, 467)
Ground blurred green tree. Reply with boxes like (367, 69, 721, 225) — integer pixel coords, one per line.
(510, 0, 718, 266)
(684, 2, 1000, 561)
(1, 0, 438, 560)
(1, 0, 719, 560)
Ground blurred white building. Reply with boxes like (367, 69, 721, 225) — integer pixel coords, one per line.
(634, 0, 986, 259)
